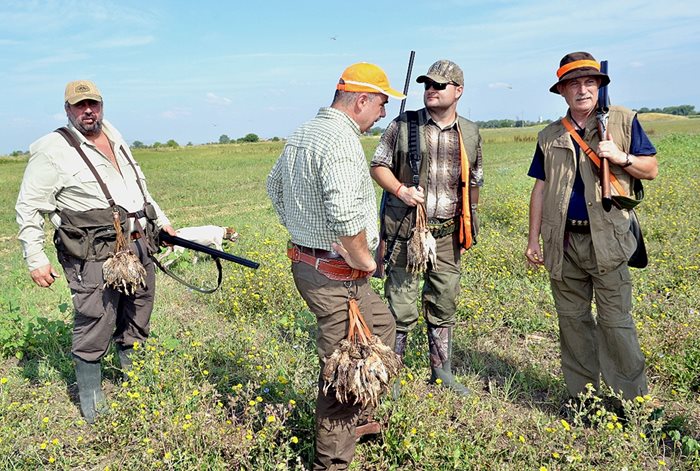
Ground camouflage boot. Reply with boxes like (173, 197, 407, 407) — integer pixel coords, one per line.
(427, 325, 469, 396)
(392, 332, 408, 400)
(74, 355, 107, 424)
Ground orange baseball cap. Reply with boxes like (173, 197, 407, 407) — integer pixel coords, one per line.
(336, 62, 406, 99)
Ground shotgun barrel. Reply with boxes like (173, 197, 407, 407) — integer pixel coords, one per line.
(373, 50, 416, 279)
(597, 60, 613, 212)
(159, 232, 259, 269)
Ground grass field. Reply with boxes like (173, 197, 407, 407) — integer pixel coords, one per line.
(0, 118, 699, 470)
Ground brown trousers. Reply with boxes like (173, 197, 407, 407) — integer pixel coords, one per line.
(292, 262, 395, 471)
(58, 238, 156, 362)
(550, 232, 648, 400)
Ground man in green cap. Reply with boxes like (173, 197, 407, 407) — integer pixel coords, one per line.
(371, 60, 483, 395)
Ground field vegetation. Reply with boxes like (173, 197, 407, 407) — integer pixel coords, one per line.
(0, 118, 698, 469)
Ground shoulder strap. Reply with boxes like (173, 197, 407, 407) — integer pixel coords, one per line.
(118, 145, 149, 205)
(406, 111, 421, 186)
(55, 127, 117, 208)
(561, 118, 626, 196)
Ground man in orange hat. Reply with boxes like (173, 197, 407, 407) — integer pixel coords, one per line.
(267, 62, 404, 470)
(370, 60, 483, 396)
(525, 52, 658, 407)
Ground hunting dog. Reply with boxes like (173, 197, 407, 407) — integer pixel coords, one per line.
(160, 225, 239, 263)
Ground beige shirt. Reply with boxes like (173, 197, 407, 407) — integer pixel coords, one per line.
(16, 120, 170, 270)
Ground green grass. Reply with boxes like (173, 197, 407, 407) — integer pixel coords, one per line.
(1, 120, 699, 469)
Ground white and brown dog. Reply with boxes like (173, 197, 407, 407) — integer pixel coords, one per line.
(160, 225, 239, 263)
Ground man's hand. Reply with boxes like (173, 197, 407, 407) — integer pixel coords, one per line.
(597, 133, 627, 166)
(397, 185, 425, 207)
(524, 242, 544, 269)
(332, 242, 377, 273)
(30, 264, 60, 288)
(160, 224, 177, 247)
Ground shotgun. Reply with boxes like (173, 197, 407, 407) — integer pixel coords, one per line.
(373, 50, 415, 278)
(159, 232, 259, 269)
(596, 60, 613, 212)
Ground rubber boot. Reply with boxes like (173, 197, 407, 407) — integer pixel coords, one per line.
(392, 332, 408, 400)
(117, 345, 134, 372)
(427, 325, 470, 396)
(74, 355, 107, 424)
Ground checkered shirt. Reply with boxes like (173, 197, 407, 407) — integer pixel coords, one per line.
(267, 107, 379, 250)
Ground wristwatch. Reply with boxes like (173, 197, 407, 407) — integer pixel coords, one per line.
(622, 153, 633, 168)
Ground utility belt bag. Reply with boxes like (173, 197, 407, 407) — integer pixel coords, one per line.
(427, 217, 458, 239)
(54, 206, 128, 261)
(53, 127, 160, 258)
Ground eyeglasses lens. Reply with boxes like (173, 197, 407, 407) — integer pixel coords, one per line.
(424, 81, 448, 91)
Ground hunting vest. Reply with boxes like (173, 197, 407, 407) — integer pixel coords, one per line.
(537, 105, 639, 280)
(52, 127, 160, 261)
(382, 109, 479, 250)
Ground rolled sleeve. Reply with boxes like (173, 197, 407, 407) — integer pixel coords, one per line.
(371, 120, 399, 168)
(16, 152, 61, 271)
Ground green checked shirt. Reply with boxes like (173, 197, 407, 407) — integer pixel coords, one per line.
(267, 107, 379, 251)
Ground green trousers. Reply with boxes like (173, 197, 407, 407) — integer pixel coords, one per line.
(385, 232, 461, 332)
(550, 232, 648, 400)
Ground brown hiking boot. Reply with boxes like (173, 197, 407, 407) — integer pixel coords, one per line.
(355, 421, 381, 441)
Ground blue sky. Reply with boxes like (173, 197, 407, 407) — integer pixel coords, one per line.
(1, 0, 698, 154)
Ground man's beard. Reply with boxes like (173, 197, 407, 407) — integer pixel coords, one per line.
(69, 113, 102, 137)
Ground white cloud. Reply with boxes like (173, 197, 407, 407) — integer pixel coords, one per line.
(94, 36, 155, 49)
(14, 52, 90, 72)
(206, 92, 232, 106)
(161, 108, 191, 119)
(489, 82, 513, 90)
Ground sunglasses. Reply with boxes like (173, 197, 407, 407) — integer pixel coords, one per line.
(424, 81, 455, 91)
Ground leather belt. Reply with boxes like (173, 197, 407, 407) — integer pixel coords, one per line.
(287, 243, 371, 281)
(565, 219, 590, 234)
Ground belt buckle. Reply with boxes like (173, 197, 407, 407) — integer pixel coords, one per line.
(315, 257, 322, 270)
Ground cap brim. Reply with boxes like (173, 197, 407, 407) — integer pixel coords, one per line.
(550, 72, 610, 94)
(384, 87, 406, 100)
(66, 94, 103, 105)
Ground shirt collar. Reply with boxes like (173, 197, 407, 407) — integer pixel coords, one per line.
(423, 108, 459, 131)
(319, 106, 361, 135)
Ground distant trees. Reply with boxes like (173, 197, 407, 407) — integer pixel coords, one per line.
(239, 133, 259, 143)
(219, 134, 231, 144)
(636, 105, 696, 116)
(165, 139, 179, 148)
(132, 140, 145, 149)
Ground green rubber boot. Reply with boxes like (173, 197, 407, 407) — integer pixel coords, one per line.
(427, 325, 470, 396)
(74, 356, 107, 424)
(117, 345, 134, 371)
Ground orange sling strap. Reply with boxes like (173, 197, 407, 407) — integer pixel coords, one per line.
(561, 117, 626, 196)
(457, 126, 473, 251)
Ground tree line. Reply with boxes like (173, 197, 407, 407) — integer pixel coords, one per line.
(635, 105, 696, 116)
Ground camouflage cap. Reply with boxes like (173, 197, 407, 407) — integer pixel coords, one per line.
(64, 80, 102, 105)
(416, 60, 464, 86)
